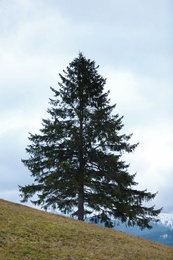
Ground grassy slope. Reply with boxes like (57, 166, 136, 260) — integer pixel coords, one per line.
(0, 199, 173, 260)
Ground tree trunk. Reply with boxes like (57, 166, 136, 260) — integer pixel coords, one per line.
(78, 185, 84, 220)
(78, 122, 84, 221)
(78, 83, 85, 221)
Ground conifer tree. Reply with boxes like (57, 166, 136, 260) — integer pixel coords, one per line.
(19, 53, 161, 228)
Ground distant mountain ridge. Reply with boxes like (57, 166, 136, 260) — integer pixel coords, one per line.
(158, 213, 173, 229)
(113, 213, 173, 247)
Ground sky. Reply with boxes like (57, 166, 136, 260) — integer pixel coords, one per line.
(0, 0, 172, 214)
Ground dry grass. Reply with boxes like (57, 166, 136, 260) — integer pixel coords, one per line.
(0, 199, 173, 259)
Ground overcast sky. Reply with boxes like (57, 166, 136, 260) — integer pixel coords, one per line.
(0, 0, 172, 214)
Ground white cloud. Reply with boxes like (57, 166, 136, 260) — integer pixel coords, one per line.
(104, 69, 150, 108)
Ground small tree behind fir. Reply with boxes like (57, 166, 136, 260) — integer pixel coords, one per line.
(19, 53, 161, 228)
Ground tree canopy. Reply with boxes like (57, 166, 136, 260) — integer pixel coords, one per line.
(19, 53, 162, 228)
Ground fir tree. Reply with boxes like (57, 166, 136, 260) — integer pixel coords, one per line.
(19, 53, 161, 228)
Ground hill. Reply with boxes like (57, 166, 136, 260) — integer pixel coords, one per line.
(0, 199, 173, 260)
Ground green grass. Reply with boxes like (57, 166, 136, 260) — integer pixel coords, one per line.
(0, 199, 173, 259)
